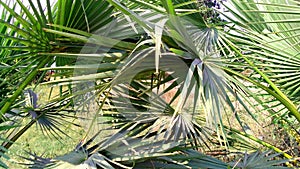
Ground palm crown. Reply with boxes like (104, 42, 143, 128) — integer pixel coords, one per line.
(0, 0, 299, 168)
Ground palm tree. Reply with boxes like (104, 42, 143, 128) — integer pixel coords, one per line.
(0, 0, 299, 168)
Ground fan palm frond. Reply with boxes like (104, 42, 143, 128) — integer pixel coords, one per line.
(229, 150, 291, 169)
(220, 0, 300, 119)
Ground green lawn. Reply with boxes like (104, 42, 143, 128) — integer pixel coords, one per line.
(2, 84, 85, 168)
(4, 120, 84, 168)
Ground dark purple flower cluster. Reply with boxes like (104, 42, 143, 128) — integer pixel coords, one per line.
(198, 0, 226, 23)
(200, 0, 226, 9)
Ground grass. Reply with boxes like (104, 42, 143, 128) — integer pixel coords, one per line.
(4, 122, 84, 168)
(2, 84, 85, 168)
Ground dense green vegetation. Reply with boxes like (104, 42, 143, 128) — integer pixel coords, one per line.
(0, 0, 300, 168)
